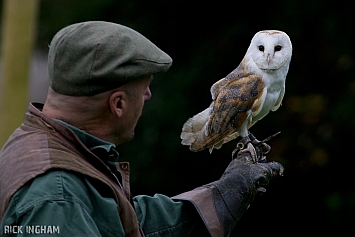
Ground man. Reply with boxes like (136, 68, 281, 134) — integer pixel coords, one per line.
(0, 21, 283, 237)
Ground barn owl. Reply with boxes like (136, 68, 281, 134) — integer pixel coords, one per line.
(181, 30, 292, 153)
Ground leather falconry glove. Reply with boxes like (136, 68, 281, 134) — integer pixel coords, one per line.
(206, 133, 284, 235)
(173, 133, 284, 237)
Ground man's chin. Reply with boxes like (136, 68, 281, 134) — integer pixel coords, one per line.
(129, 132, 135, 141)
(114, 132, 135, 146)
(123, 132, 135, 143)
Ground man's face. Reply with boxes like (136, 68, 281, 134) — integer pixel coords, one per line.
(118, 75, 152, 143)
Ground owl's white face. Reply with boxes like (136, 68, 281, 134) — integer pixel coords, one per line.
(248, 30, 292, 70)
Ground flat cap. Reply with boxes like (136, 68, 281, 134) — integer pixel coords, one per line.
(48, 21, 172, 96)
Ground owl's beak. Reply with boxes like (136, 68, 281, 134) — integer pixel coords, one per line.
(267, 54, 271, 65)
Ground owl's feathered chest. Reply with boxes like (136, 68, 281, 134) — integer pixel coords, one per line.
(251, 69, 286, 121)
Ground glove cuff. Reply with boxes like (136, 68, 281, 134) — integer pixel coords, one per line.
(204, 176, 256, 236)
(172, 186, 225, 237)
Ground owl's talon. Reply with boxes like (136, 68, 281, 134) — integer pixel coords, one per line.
(259, 156, 267, 163)
(232, 135, 252, 159)
(232, 132, 280, 162)
(232, 143, 257, 163)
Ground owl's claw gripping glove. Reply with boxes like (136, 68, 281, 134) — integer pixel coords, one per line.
(172, 133, 284, 237)
(231, 132, 281, 162)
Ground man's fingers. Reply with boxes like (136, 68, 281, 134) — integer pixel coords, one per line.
(264, 161, 284, 177)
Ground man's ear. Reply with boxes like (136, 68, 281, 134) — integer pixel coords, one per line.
(109, 90, 125, 117)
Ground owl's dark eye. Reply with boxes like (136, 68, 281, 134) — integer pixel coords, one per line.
(275, 45, 282, 51)
(258, 45, 264, 52)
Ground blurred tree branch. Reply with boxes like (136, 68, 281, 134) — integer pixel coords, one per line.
(0, 0, 39, 148)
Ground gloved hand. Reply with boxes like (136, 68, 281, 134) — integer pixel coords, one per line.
(172, 133, 283, 237)
(203, 137, 284, 236)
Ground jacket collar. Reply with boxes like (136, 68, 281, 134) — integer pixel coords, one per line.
(55, 120, 120, 162)
(28, 103, 120, 162)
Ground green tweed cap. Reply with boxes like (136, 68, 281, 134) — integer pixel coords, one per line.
(48, 21, 172, 96)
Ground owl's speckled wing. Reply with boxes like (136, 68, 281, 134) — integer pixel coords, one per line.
(209, 74, 265, 133)
(189, 74, 266, 152)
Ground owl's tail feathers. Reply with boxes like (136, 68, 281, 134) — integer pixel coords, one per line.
(180, 107, 211, 146)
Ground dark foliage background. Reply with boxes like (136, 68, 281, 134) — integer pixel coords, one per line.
(6, 0, 355, 235)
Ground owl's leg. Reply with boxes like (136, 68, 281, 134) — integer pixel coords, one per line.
(248, 133, 270, 162)
(238, 119, 249, 137)
(232, 132, 280, 162)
